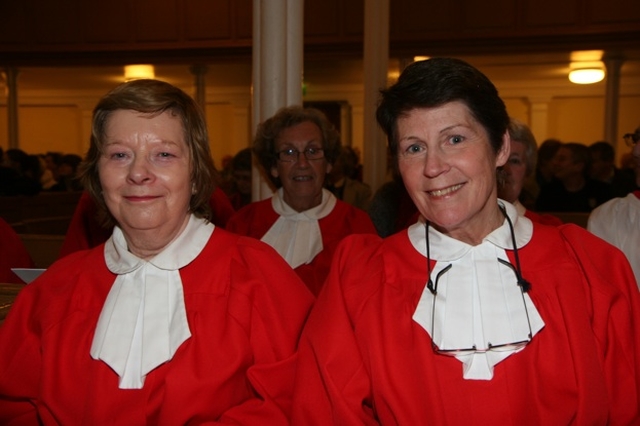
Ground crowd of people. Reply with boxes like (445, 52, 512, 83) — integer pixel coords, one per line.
(0, 148, 84, 196)
(0, 59, 639, 424)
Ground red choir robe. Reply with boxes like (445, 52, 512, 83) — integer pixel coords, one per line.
(524, 209, 563, 226)
(226, 197, 377, 296)
(0, 227, 313, 425)
(292, 223, 640, 425)
(58, 189, 236, 259)
(0, 217, 34, 283)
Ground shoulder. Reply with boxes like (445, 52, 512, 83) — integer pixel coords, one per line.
(225, 198, 275, 231)
(327, 200, 377, 232)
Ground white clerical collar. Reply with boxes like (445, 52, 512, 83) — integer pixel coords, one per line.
(91, 215, 214, 389)
(261, 188, 336, 269)
(409, 200, 544, 380)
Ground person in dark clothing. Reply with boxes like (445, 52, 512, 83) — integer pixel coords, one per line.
(588, 141, 636, 198)
(536, 142, 613, 212)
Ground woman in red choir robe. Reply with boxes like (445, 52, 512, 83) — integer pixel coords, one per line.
(0, 217, 35, 283)
(0, 79, 313, 425)
(292, 58, 640, 425)
(226, 106, 377, 296)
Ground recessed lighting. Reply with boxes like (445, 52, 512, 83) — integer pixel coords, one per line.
(124, 65, 155, 81)
(568, 68, 605, 84)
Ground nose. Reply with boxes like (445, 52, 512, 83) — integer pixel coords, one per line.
(422, 149, 449, 178)
(295, 151, 311, 167)
(127, 156, 153, 184)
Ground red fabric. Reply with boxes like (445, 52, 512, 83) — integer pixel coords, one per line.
(0, 227, 313, 425)
(226, 198, 377, 296)
(0, 218, 34, 284)
(524, 209, 564, 226)
(58, 189, 236, 259)
(292, 223, 640, 425)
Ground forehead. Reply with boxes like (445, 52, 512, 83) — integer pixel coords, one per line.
(275, 121, 322, 146)
(104, 109, 185, 141)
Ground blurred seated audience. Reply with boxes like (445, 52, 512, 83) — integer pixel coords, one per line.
(588, 140, 635, 198)
(219, 147, 252, 210)
(588, 126, 640, 286)
(1, 148, 42, 195)
(49, 153, 84, 192)
(536, 142, 613, 212)
(534, 138, 562, 189)
(498, 118, 563, 226)
(226, 106, 377, 296)
(0, 217, 35, 284)
(326, 146, 372, 211)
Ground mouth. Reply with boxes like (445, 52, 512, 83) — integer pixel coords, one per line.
(292, 176, 313, 182)
(427, 183, 464, 197)
(124, 195, 160, 201)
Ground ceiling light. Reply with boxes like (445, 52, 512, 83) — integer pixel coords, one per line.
(568, 68, 605, 84)
(124, 64, 155, 81)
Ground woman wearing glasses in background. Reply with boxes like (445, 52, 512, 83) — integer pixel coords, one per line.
(226, 106, 376, 296)
(292, 58, 640, 424)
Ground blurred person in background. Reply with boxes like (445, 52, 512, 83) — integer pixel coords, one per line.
(588, 140, 635, 198)
(226, 106, 377, 296)
(536, 142, 613, 212)
(498, 118, 562, 226)
(588, 126, 640, 287)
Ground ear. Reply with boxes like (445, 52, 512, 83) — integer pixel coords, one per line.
(495, 131, 511, 168)
(270, 166, 279, 179)
(325, 162, 332, 175)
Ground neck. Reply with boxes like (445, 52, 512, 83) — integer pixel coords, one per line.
(123, 215, 190, 260)
(282, 191, 323, 213)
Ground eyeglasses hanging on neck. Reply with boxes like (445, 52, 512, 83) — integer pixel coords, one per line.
(425, 205, 533, 356)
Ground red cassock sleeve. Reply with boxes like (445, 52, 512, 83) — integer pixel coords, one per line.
(0, 217, 34, 284)
(0, 227, 314, 425)
(292, 224, 640, 425)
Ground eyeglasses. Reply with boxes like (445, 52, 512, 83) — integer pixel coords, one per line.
(276, 147, 325, 162)
(425, 205, 533, 356)
(427, 259, 533, 356)
(623, 132, 639, 147)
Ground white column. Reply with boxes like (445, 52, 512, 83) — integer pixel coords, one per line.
(3, 67, 20, 149)
(603, 53, 624, 151)
(527, 96, 552, 145)
(190, 64, 208, 111)
(362, 0, 389, 193)
(251, 0, 304, 201)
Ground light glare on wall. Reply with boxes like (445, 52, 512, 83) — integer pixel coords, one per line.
(568, 68, 605, 84)
(124, 65, 155, 81)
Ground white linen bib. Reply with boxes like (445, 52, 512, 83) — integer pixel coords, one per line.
(90, 215, 214, 389)
(410, 200, 545, 380)
(261, 188, 336, 269)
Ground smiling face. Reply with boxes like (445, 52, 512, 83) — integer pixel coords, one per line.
(270, 121, 332, 212)
(499, 139, 528, 204)
(98, 109, 192, 258)
(397, 101, 509, 244)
